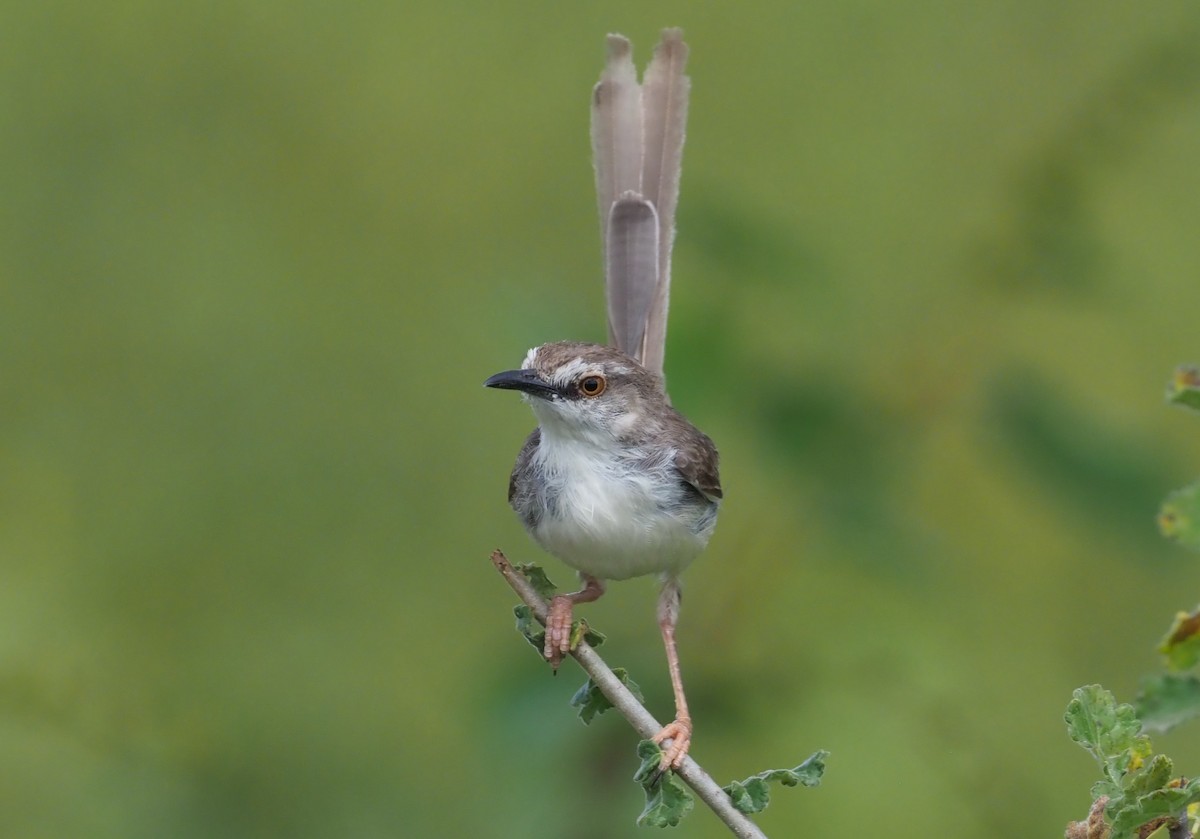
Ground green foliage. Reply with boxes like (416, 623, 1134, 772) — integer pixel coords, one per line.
(1125, 367, 1200, 743)
(1065, 365, 1200, 836)
(1166, 366, 1200, 412)
(1158, 362, 1200, 566)
(570, 668, 643, 725)
(1136, 673, 1200, 734)
(723, 751, 829, 814)
(513, 604, 545, 651)
(632, 740, 695, 828)
(515, 563, 559, 602)
(630, 739, 830, 827)
(1108, 781, 1200, 838)
(1065, 685, 1200, 839)
(1158, 483, 1200, 551)
(1157, 608, 1200, 670)
(1065, 685, 1150, 801)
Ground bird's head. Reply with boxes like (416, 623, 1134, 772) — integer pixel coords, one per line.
(484, 341, 667, 443)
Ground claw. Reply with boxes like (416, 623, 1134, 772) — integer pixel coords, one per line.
(544, 595, 575, 669)
(651, 716, 692, 771)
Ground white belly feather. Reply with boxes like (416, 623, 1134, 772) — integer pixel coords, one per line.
(529, 437, 710, 581)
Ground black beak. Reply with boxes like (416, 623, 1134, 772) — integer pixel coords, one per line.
(483, 368, 559, 398)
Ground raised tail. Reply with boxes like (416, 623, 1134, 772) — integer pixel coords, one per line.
(591, 29, 690, 376)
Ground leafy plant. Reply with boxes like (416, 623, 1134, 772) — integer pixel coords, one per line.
(1065, 367, 1200, 838)
(723, 752, 829, 814)
(1136, 366, 1200, 733)
(633, 740, 696, 828)
(1065, 686, 1200, 839)
(571, 669, 642, 724)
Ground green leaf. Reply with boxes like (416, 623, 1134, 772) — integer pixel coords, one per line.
(1123, 753, 1174, 799)
(722, 751, 829, 814)
(724, 779, 766, 815)
(1158, 609, 1200, 670)
(1166, 366, 1200, 412)
(1065, 685, 1150, 782)
(1137, 673, 1200, 733)
(632, 740, 695, 828)
(1066, 685, 1200, 839)
(569, 668, 643, 725)
(1159, 484, 1200, 552)
(514, 563, 558, 601)
(513, 604, 545, 651)
(1108, 778, 1200, 839)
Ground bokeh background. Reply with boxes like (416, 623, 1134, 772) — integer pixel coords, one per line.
(4, 1, 1200, 836)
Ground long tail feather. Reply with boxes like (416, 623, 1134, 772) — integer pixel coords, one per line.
(591, 30, 690, 375)
(591, 35, 643, 238)
(592, 35, 647, 356)
(638, 29, 690, 375)
(605, 195, 659, 356)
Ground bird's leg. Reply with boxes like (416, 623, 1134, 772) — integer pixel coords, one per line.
(651, 576, 692, 771)
(544, 573, 605, 668)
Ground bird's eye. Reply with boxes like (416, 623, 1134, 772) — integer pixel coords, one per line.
(579, 375, 607, 397)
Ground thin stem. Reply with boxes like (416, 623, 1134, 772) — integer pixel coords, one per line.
(490, 550, 768, 839)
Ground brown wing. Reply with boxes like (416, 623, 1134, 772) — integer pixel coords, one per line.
(672, 425, 722, 502)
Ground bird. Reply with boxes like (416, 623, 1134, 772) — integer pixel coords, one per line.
(484, 29, 718, 773)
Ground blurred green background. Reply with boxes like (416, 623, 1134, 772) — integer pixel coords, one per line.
(4, 1, 1200, 836)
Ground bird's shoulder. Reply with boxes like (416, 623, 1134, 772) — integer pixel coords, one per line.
(663, 411, 722, 502)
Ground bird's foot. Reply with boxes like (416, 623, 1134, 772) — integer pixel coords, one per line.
(543, 594, 575, 669)
(652, 715, 692, 771)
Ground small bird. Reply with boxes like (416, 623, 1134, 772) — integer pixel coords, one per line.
(485, 30, 719, 772)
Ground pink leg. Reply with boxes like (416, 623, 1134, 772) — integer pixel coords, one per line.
(544, 574, 605, 668)
(651, 577, 692, 771)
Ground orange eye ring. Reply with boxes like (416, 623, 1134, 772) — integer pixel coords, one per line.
(579, 375, 607, 397)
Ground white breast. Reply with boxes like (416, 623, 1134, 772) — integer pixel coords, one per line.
(529, 436, 709, 581)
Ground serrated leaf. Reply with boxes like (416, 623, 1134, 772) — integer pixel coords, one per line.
(632, 740, 695, 828)
(1137, 674, 1200, 733)
(1066, 685, 1150, 782)
(632, 739, 666, 785)
(637, 772, 694, 828)
(1167, 366, 1200, 412)
(513, 604, 545, 651)
(514, 563, 558, 601)
(1142, 825, 1171, 839)
(1108, 778, 1200, 839)
(725, 779, 768, 814)
(1159, 484, 1200, 552)
(569, 668, 643, 725)
(722, 751, 829, 814)
(1159, 609, 1200, 670)
(1092, 777, 1121, 802)
(1124, 754, 1174, 799)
